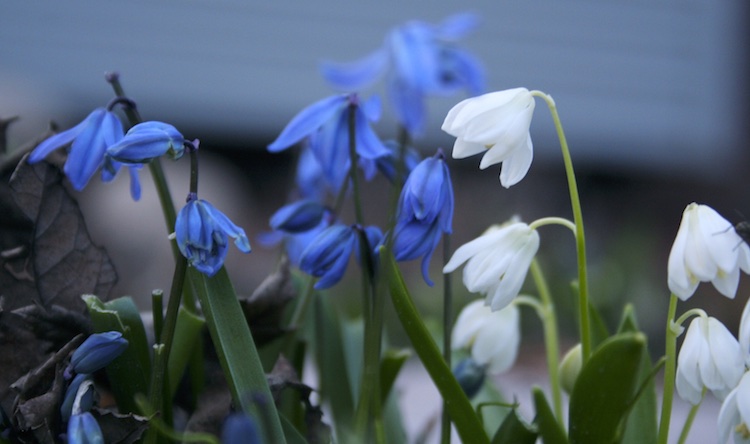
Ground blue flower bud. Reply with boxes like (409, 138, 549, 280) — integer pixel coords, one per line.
(175, 199, 252, 277)
(269, 200, 326, 233)
(221, 412, 261, 444)
(67, 412, 104, 444)
(299, 224, 357, 289)
(61, 374, 95, 422)
(107, 121, 185, 163)
(453, 357, 486, 399)
(70, 331, 128, 374)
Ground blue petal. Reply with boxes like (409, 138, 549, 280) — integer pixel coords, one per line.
(71, 331, 128, 374)
(389, 24, 437, 91)
(267, 95, 347, 153)
(359, 94, 382, 122)
(320, 47, 390, 91)
(435, 47, 485, 95)
(65, 110, 123, 191)
(27, 110, 95, 163)
(270, 200, 325, 233)
(128, 165, 142, 201)
(222, 413, 261, 444)
(205, 202, 252, 253)
(107, 121, 184, 163)
(354, 108, 390, 160)
(388, 76, 426, 136)
(68, 412, 104, 444)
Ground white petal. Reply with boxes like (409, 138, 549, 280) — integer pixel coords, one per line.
(443, 225, 505, 273)
(451, 299, 488, 348)
(498, 134, 533, 188)
(676, 365, 704, 405)
(712, 266, 741, 300)
(706, 318, 744, 393)
(442, 89, 527, 134)
(668, 205, 696, 300)
(739, 300, 750, 366)
(451, 137, 487, 159)
(718, 384, 740, 444)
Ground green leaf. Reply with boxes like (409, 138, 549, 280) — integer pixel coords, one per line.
(569, 332, 646, 444)
(383, 250, 489, 444)
(492, 408, 538, 444)
(533, 388, 568, 444)
(168, 306, 205, 398)
(83, 295, 150, 414)
(616, 306, 657, 444)
(313, 293, 355, 439)
(187, 267, 285, 443)
(380, 348, 410, 404)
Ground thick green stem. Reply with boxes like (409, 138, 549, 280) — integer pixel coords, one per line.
(441, 234, 453, 444)
(531, 90, 591, 362)
(529, 259, 564, 426)
(658, 294, 679, 444)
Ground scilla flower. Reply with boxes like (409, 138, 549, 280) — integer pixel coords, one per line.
(321, 12, 484, 136)
(267, 94, 389, 190)
(175, 198, 251, 276)
(452, 299, 520, 374)
(668, 203, 750, 300)
(222, 412, 261, 444)
(70, 331, 128, 374)
(443, 220, 539, 311)
(442, 88, 535, 188)
(392, 152, 453, 285)
(107, 121, 185, 164)
(299, 224, 357, 290)
(67, 412, 104, 444)
(28, 108, 142, 199)
(719, 372, 750, 443)
(676, 316, 744, 405)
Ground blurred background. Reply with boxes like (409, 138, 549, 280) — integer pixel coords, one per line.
(2, 1, 749, 441)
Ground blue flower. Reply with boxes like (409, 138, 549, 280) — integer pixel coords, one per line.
(107, 121, 185, 164)
(269, 200, 327, 233)
(452, 357, 486, 399)
(70, 331, 128, 375)
(221, 413, 261, 444)
(28, 108, 142, 198)
(67, 412, 104, 444)
(61, 374, 95, 422)
(175, 198, 251, 276)
(299, 224, 357, 289)
(392, 152, 454, 285)
(321, 13, 484, 136)
(268, 94, 389, 190)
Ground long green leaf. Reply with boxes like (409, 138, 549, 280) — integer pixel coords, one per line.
(617, 306, 657, 444)
(383, 250, 489, 444)
(569, 332, 645, 444)
(83, 295, 150, 414)
(188, 267, 285, 443)
(168, 306, 205, 398)
(533, 388, 568, 444)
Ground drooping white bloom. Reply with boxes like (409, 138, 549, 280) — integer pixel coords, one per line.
(441, 88, 535, 188)
(667, 203, 750, 300)
(452, 299, 520, 374)
(676, 316, 744, 405)
(443, 221, 539, 311)
(739, 299, 750, 367)
(718, 372, 750, 443)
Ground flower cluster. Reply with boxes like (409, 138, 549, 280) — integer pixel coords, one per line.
(321, 12, 484, 136)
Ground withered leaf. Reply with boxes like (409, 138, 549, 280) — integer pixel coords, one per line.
(239, 257, 296, 346)
(93, 408, 149, 444)
(0, 154, 117, 311)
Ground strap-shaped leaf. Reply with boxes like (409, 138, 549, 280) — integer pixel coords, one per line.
(569, 332, 646, 444)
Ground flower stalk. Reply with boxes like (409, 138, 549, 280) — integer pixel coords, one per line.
(531, 90, 591, 362)
(658, 293, 679, 444)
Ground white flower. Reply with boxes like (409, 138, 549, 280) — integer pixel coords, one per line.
(676, 316, 744, 405)
(667, 203, 750, 300)
(719, 372, 750, 443)
(452, 299, 520, 374)
(441, 88, 535, 188)
(443, 221, 539, 311)
(740, 299, 750, 367)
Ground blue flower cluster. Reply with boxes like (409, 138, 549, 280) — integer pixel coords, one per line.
(62, 332, 128, 443)
(321, 12, 484, 137)
(28, 107, 185, 201)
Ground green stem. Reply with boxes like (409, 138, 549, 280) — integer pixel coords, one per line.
(658, 293, 679, 444)
(525, 259, 563, 425)
(677, 392, 703, 444)
(441, 234, 453, 444)
(383, 249, 489, 444)
(531, 90, 591, 362)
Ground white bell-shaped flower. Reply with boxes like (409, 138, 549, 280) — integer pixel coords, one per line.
(676, 316, 744, 405)
(718, 372, 750, 443)
(668, 203, 750, 300)
(443, 221, 539, 311)
(442, 88, 535, 188)
(452, 299, 520, 374)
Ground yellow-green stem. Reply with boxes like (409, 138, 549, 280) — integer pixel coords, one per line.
(529, 259, 564, 426)
(658, 293, 679, 444)
(677, 391, 703, 444)
(531, 90, 591, 362)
